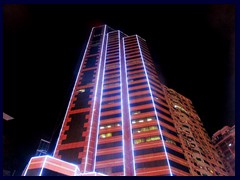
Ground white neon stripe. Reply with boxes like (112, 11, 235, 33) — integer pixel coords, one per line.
(93, 31, 109, 171)
(94, 172, 108, 176)
(39, 156, 48, 176)
(135, 35, 173, 176)
(118, 30, 126, 176)
(122, 37, 137, 176)
(53, 27, 95, 156)
(84, 25, 107, 173)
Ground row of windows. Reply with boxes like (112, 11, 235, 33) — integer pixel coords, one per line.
(132, 125, 158, 134)
(128, 82, 147, 88)
(136, 159, 167, 169)
(134, 135, 180, 147)
(102, 92, 120, 98)
(101, 99, 120, 105)
(128, 76, 146, 82)
(131, 107, 154, 115)
(164, 136, 180, 147)
(155, 100, 170, 111)
(132, 116, 155, 124)
(156, 108, 172, 119)
(161, 126, 178, 137)
(96, 152, 123, 162)
(105, 68, 120, 73)
(99, 122, 121, 129)
(101, 105, 121, 112)
(158, 116, 174, 127)
(169, 160, 189, 173)
(130, 100, 152, 107)
(95, 165, 123, 174)
(127, 67, 144, 73)
(103, 86, 120, 92)
(127, 63, 143, 70)
(99, 131, 122, 139)
(106, 59, 119, 65)
(134, 146, 185, 160)
(129, 87, 149, 93)
(130, 94, 150, 100)
(104, 80, 120, 86)
(134, 136, 161, 144)
(150, 82, 165, 94)
(97, 141, 122, 149)
(104, 82, 120, 87)
(126, 52, 141, 58)
(131, 115, 174, 129)
(131, 116, 177, 137)
(101, 113, 121, 120)
(104, 76, 120, 82)
(128, 72, 145, 78)
(105, 65, 119, 70)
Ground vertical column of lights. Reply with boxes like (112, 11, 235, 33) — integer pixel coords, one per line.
(93, 32, 109, 171)
(84, 25, 107, 173)
(39, 156, 48, 176)
(53, 27, 94, 156)
(118, 30, 126, 176)
(135, 35, 173, 176)
(122, 37, 137, 176)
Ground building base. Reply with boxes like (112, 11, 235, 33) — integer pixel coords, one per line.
(22, 155, 106, 176)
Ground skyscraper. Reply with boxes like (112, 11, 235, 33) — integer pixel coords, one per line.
(212, 125, 235, 176)
(23, 25, 227, 176)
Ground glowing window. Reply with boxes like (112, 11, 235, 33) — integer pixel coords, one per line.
(99, 123, 121, 129)
(147, 118, 152, 121)
(146, 136, 160, 142)
(165, 139, 176, 145)
(100, 133, 112, 139)
(132, 111, 141, 115)
(131, 116, 156, 124)
(134, 138, 145, 144)
(78, 89, 85, 93)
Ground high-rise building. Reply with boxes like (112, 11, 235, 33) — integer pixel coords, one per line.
(212, 125, 235, 176)
(23, 25, 227, 176)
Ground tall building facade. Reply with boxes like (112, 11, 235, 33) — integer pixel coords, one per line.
(23, 25, 227, 176)
(212, 125, 235, 176)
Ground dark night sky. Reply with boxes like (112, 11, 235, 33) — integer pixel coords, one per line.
(3, 4, 235, 175)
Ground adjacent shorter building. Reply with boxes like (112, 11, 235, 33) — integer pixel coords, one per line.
(23, 25, 228, 176)
(212, 125, 235, 176)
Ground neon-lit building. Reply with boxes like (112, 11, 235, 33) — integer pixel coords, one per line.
(23, 25, 227, 176)
(212, 125, 235, 176)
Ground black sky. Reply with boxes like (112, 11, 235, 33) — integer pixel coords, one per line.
(3, 4, 235, 175)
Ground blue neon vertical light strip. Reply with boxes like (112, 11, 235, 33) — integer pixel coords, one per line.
(53, 27, 94, 156)
(84, 25, 107, 173)
(93, 31, 108, 171)
(135, 35, 173, 176)
(39, 156, 48, 176)
(118, 30, 126, 176)
(122, 36, 137, 176)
